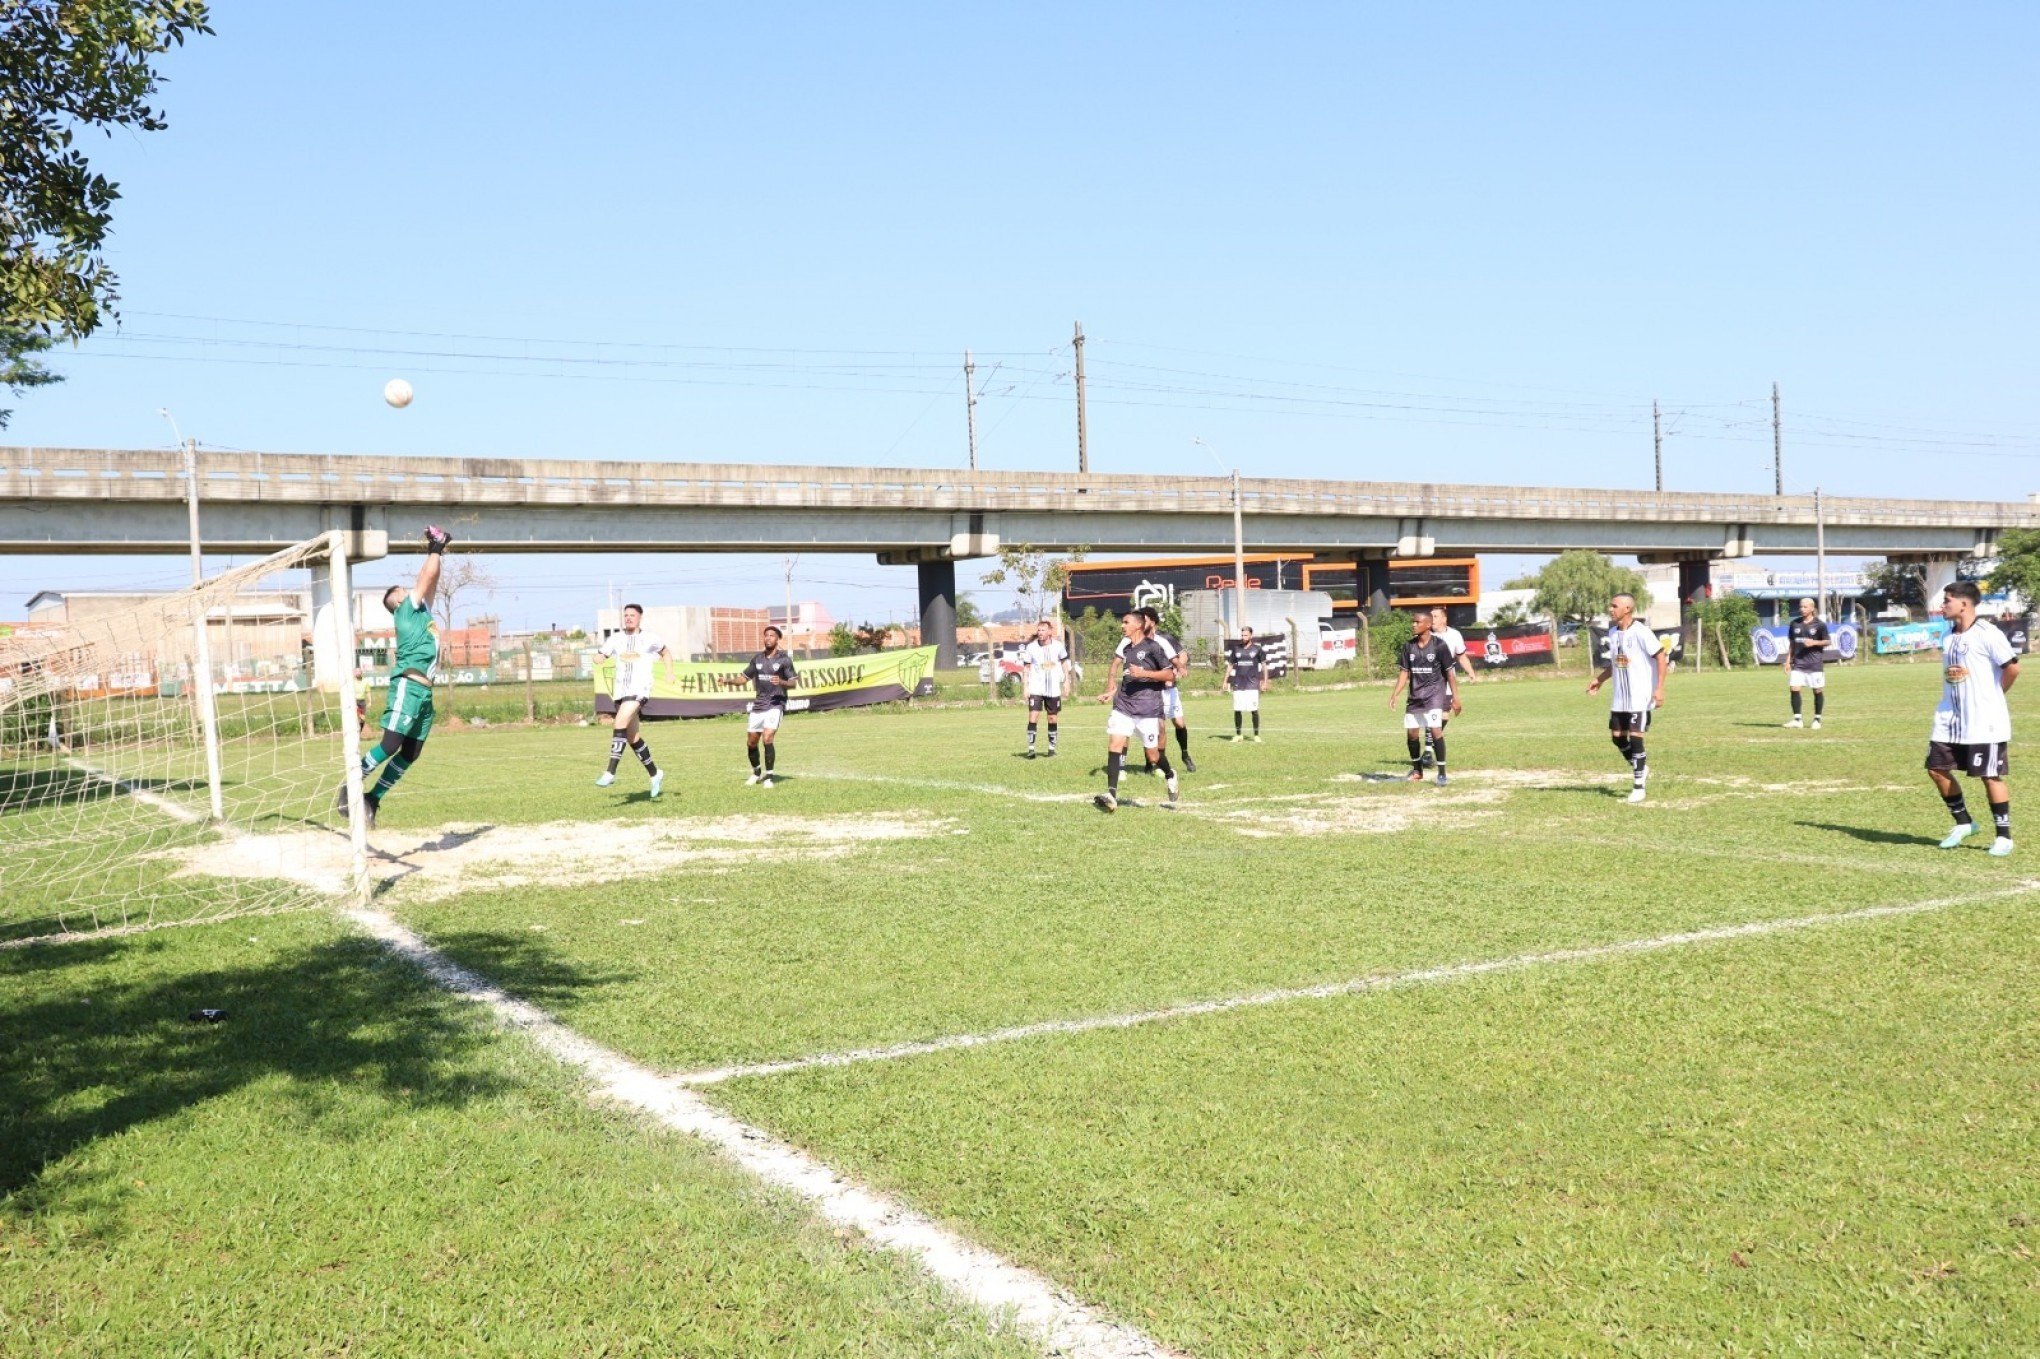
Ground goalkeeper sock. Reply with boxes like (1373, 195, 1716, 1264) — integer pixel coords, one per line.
(630, 738, 657, 777)
(763, 744, 776, 773)
(607, 734, 626, 775)
(747, 744, 761, 773)
(371, 757, 411, 800)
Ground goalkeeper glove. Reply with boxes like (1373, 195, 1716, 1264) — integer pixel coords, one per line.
(424, 525, 452, 554)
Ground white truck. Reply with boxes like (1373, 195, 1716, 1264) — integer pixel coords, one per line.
(1302, 619, 1359, 670)
(1182, 588, 1354, 670)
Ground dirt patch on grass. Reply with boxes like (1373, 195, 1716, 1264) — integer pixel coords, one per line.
(160, 813, 961, 902)
(1202, 787, 1509, 838)
(1331, 767, 1622, 791)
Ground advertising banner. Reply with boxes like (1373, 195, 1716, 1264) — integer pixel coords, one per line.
(1591, 625, 1687, 665)
(1874, 620, 1951, 655)
(1468, 623, 1557, 669)
(1749, 622, 1860, 665)
(595, 646, 938, 719)
(1225, 637, 1293, 680)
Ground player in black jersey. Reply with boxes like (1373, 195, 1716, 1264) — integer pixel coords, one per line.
(1095, 610, 1181, 812)
(721, 625, 797, 788)
(1388, 609, 1461, 785)
(1228, 626, 1269, 741)
(1783, 597, 1831, 729)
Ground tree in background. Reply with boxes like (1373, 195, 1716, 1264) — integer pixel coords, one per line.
(1, 330, 61, 428)
(1067, 608, 1122, 678)
(1364, 607, 1415, 678)
(1487, 601, 1531, 626)
(1986, 530, 2040, 611)
(1513, 551, 1651, 623)
(852, 621, 890, 653)
(980, 543, 1088, 626)
(1863, 560, 1927, 614)
(1691, 593, 1760, 666)
(1157, 598, 1186, 641)
(827, 623, 858, 658)
(431, 559, 499, 634)
(2, 2, 213, 340)
(954, 591, 985, 631)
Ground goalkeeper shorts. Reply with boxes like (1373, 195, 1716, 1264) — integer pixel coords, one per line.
(382, 674, 437, 742)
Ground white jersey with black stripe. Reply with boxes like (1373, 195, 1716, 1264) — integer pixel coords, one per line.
(1604, 621, 1663, 712)
(1933, 619, 2016, 744)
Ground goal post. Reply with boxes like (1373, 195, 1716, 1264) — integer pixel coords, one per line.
(1, 533, 374, 946)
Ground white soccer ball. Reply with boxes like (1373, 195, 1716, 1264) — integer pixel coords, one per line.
(383, 378, 414, 409)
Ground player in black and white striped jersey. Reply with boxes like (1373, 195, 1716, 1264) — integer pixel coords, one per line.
(596, 604, 667, 797)
(1586, 592, 1666, 803)
(1927, 581, 2019, 855)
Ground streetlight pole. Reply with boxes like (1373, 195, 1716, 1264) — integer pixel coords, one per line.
(1195, 439, 1247, 634)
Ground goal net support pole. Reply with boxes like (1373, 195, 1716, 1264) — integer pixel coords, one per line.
(326, 530, 372, 904)
(182, 436, 228, 822)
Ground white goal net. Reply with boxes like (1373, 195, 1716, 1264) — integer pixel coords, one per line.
(0, 535, 369, 946)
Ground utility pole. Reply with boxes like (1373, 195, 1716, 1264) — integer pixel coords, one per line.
(1814, 487, 1828, 620)
(964, 350, 979, 471)
(1073, 321, 1089, 473)
(782, 555, 798, 642)
(1231, 469, 1246, 633)
(1653, 399, 1663, 492)
(1772, 381, 1783, 496)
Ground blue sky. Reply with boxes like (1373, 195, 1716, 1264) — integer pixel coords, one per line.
(7, 2, 2037, 625)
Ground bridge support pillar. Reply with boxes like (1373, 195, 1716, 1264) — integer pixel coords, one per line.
(1922, 556, 1960, 608)
(1351, 551, 1392, 617)
(310, 568, 350, 695)
(1678, 557, 1711, 653)
(917, 559, 958, 670)
(1888, 553, 1964, 611)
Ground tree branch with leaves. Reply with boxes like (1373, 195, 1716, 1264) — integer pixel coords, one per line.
(979, 543, 1088, 626)
(1, 1, 213, 339)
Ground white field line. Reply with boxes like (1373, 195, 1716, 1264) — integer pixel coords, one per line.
(341, 903, 1186, 1359)
(63, 753, 204, 825)
(2, 756, 296, 952)
(802, 769, 1095, 803)
(675, 879, 2040, 1087)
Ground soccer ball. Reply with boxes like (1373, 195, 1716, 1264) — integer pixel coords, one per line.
(383, 378, 414, 409)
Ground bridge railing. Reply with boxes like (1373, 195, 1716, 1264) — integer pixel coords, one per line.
(0, 446, 2030, 528)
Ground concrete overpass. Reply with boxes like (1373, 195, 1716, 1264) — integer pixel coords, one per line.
(4, 445, 2031, 665)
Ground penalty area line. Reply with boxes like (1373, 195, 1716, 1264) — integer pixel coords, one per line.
(341, 903, 1187, 1359)
(675, 878, 2040, 1087)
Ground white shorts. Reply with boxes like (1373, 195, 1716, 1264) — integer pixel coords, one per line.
(746, 707, 784, 734)
(1788, 670, 1826, 690)
(1232, 688, 1261, 713)
(1403, 708, 1446, 730)
(1161, 687, 1184, 721)
(1106, 709, 1163, 748)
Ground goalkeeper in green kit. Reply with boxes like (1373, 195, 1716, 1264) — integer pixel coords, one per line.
(338, 525, 452, 827)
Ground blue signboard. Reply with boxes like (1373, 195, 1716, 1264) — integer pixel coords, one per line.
(1874, 619, 1952, 655)
(1750, 622, 1860, 665)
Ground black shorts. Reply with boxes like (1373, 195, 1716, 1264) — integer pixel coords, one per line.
(1927, 741, 2010, 778)
(1609, 709, 1652, 739)
(1027, 694, 1062, 715)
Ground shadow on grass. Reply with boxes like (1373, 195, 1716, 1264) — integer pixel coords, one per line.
(0, 766, 208, 812)
(0, 926, 619, 1203)
(1796, 820, 1943, 848)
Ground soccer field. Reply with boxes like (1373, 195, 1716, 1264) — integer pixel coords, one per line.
(5, 663, 2037, 1355)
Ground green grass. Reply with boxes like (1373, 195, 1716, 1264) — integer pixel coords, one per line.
(7, 661, 2037, 1354)
(385, 665, 2022, 1073)
(0, 913, 1031, 1357)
